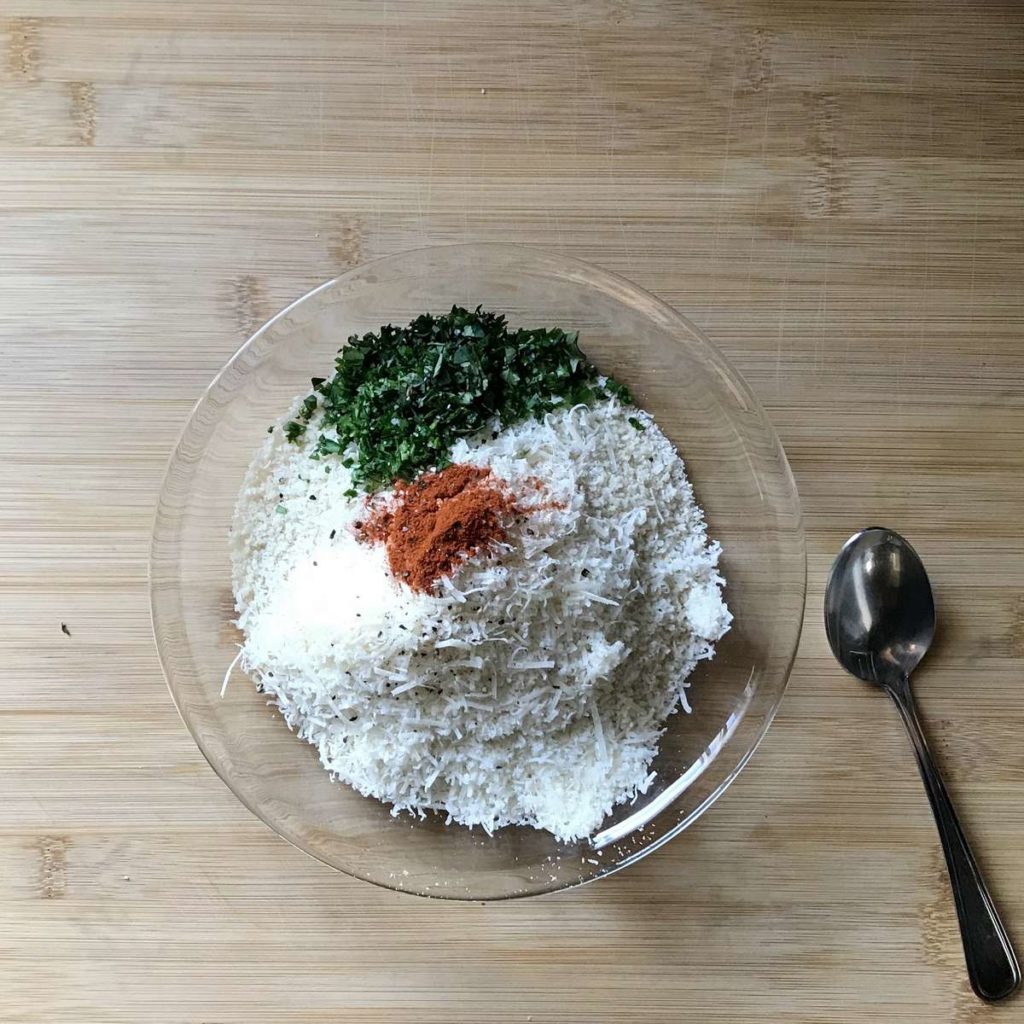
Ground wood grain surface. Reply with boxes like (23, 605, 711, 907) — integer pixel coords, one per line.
(2, 1, 1023, 1021)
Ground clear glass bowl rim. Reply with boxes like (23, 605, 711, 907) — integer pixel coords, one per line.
(150, 242, 807, 899)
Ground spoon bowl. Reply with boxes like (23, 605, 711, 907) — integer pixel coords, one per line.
(825, 528, 935, 686)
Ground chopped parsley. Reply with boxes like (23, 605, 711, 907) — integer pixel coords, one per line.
(284, 420, 306, 443)
(290, 306, 632, 491)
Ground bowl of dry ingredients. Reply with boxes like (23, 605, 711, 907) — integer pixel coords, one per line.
(151, 244, 805, 899)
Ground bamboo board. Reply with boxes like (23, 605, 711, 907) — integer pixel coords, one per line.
(2, 2, 1023, 1020)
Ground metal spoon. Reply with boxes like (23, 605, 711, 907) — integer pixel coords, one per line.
(825, 527, 1020, 1002)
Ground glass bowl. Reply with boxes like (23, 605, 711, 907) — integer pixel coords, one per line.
(150, 244, 805, 900)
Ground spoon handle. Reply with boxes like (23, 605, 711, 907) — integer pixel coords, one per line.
(887, 674, 1020, 1002)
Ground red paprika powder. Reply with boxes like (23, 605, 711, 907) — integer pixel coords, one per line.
(356, 464, 524, 594)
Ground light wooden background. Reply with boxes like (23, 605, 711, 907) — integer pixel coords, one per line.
(2, 1, 1023, 1021)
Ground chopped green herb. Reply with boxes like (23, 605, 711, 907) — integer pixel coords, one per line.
(628, 416, 645, 432)
(267, 425, 274, 434)
(275, 503, 288, 514)
(293, 306, 633, 491)
(297, 394, 318, 422)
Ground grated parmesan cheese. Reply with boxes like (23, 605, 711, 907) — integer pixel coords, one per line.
(231, 398, 731, 841)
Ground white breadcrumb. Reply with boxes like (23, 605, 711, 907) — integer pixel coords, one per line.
(231, 399, 731, 841)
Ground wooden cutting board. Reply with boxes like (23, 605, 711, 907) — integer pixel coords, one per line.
(2, 1, 1022, 1021)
